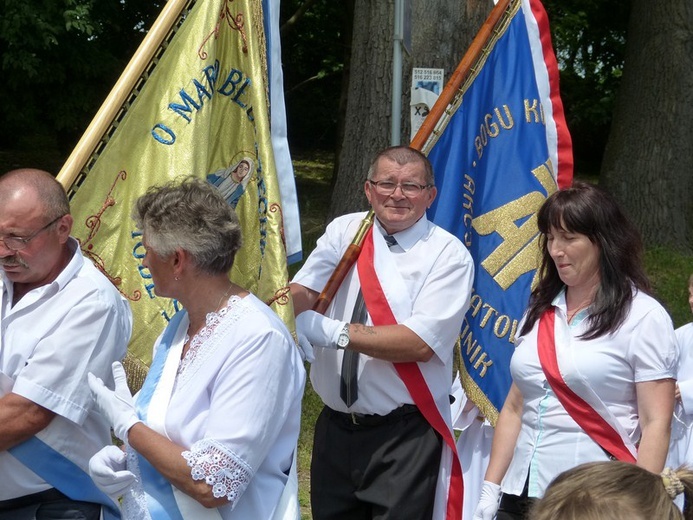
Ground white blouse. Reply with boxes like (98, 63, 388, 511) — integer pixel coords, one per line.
(123, 294, 305, 519)
(502, 289, 678, 497)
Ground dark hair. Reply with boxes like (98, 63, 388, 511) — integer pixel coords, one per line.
(133, 177, 242, 275)
(530, 461, 693, 520)
(520, 181, 650, 339)
(367, 146, 434, 185)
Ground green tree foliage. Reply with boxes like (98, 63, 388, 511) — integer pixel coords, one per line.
(0, 0, 161, 150)
(278, 0, 633, 172)
(544, 0, 631, 174)
(0, 0, 637, 178)
(280, 0, 350, 150)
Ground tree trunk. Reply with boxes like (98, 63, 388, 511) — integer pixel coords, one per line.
(331, 0, 355, 193)
(601, 0, 693, 251)
(329, 0, 493, 221)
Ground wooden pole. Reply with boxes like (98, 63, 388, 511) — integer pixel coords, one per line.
(410, 0, 511, 151)
(312, 0, 513, 313)
(56, 0, 193, 190)
(313, 210, 374, 314)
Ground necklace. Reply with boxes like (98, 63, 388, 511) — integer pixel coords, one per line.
(215, 284, 234, 312)
(182, 284, 234, 358)
(566, 301, 591, 323)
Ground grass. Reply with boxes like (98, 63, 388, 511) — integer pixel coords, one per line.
(645, 247, 693, 327)
(289, 150, 333, 519)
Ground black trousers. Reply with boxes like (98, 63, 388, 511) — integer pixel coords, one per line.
(310, 405, 443, 520)
(0, 489, 101, 520)
(497, 478, 536, 520)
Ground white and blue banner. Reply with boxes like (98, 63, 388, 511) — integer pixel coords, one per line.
(425, 0, 573, 423)
(263, 0, 302, 264)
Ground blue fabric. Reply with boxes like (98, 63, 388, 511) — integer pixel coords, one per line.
(426, 1, 561, 416)
(134, 309, 187, 520)
(9, 437, 120, 520)
(135, 309, 186, 422)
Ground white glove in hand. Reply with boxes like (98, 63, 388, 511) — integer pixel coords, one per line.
(474, 480, 502, 520)
(88, 361, 141, 442)
(89, 445, 136, 500)
(295, 310, 346, 349)
(295, 331, 316, 363)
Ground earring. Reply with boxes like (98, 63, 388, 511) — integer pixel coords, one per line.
(174, 276, 179, 281)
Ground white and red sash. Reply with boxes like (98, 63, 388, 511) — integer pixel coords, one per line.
(537, 308, 637, 463)
(356, 226, 463, 520)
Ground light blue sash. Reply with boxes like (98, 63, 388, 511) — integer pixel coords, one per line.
(9, 427, 121, 520)
(134, 309, 187, 520)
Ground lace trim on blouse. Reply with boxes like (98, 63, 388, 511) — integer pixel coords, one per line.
(177, 295, 248, 386)
(121, 443, 153, 520)
(182, 438, 253, 503)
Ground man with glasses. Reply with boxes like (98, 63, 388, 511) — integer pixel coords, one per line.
(291, 146, 474, 520)
(0, 168, 132, 519)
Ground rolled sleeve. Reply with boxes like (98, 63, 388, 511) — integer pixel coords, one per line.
(13, 295, 130, 425)
(630, 306, 678, 384)
(403, 240, 474, 359)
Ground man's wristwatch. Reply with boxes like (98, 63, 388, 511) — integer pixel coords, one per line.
(336, 323, 350, 349)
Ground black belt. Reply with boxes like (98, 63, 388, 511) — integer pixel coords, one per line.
(325, 404, 420, 427)
(0, 488, 66, 512)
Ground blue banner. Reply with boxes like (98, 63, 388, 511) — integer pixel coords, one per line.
(426, 0, 573, 423)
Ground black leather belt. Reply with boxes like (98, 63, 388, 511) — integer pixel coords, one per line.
(0, 488, 66, 512)
(325, 404, 420, 427)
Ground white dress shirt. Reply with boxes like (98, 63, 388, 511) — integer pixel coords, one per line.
(669, 322, 693, 468)
(502, 288, 678, 498)
(0, 238, 132, 499)
(292, 211, 474, 415)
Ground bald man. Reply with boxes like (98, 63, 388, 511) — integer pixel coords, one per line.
(0, 169, 132, 519)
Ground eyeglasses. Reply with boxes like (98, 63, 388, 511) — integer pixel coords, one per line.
(368, 180, 432, 197)
(0, 215, 64, 251)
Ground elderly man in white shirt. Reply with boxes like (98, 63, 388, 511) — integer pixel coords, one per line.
(291, 146, 474, 520)
(0, 168, 132, 519)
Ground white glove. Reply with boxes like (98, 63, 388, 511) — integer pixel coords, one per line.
(89, 445, 136, 500)
(295, 310, 346, 349)
(88, 362, 141, 442)
(295, 331, 315, 363)
(474, 480, 502, 520)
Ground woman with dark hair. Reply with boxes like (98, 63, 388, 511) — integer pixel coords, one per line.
(85, 178, 305, 519)
(474, 182, 678, 520)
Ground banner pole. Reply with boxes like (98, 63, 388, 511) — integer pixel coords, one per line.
(410, 0, 511, 151)
(56, 0, 193, 190)
(313, 0, 512, 313)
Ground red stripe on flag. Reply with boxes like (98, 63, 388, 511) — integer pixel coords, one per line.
(528, 0, 574, 189)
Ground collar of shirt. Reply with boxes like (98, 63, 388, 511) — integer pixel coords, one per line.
(551, 288, 590, 328)
(53, 237, 83, 291)
(373, 215, 429, 252)
(1, 237, 82, 307)
(552, 288, 567, 314)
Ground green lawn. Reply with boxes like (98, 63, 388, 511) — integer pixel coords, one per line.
(288, 151, 333, 518)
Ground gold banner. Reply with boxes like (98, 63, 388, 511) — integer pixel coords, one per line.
(65, 0, 293, 387)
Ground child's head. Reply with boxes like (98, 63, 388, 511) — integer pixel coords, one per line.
(529, 462, 693, 520)
(688, 273, 693, 314)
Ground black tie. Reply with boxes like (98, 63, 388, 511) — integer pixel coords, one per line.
(339, 234, 397, 407)
(339, 290, 367, 407)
